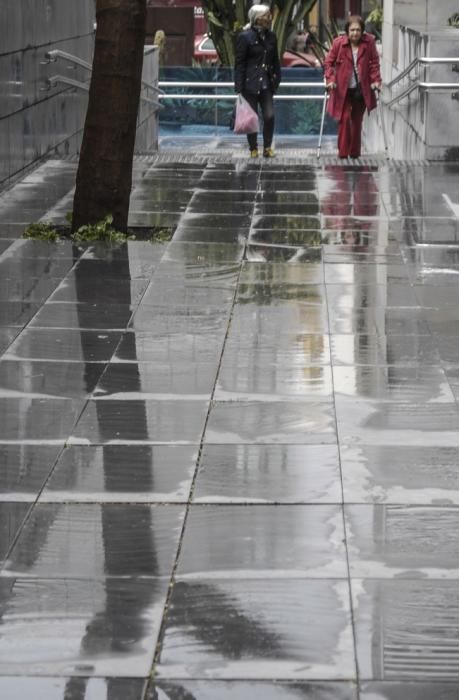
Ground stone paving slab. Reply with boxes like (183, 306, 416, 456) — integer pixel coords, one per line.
(0, 152, 458, 698)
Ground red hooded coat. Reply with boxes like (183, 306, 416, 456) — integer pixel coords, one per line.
(324, 33, 382, 121)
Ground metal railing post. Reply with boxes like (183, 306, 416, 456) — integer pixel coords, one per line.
(316, 91, 329, 159)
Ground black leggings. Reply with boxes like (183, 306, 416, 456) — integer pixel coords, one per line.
(243, 89, 275, 150)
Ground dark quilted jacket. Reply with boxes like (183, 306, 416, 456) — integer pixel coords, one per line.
(234, 27, 281, 95)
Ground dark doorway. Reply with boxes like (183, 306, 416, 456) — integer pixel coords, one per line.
(146, 6, 194, 65)
(329, 0, 362, 23)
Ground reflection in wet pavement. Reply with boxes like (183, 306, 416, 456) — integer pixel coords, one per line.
(4, 503, 186, 578)
(0, 678, 146, 700)
(0, 155, 459, 696)
(0, 577, 170, 676)
(157, 579, 354, 679)
(148, 681, 357, 699)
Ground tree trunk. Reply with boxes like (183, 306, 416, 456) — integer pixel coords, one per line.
(72, 0, 146, 233)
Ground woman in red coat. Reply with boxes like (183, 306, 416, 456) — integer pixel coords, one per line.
(324, 16, 382, 158)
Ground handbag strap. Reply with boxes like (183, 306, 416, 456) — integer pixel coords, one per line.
(352, 51, 359, 86)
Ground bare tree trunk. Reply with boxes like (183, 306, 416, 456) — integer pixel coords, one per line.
(72, 0, 146, 233)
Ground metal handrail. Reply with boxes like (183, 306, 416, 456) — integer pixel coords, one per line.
(44, 49, 92, 71)
(386, 56, 459, 89)
(383, 56, 459, 107)
(45, 75, 163, 109)
(44, 75, 90, 92)
(386, 81, 459, 107)
(44, 49, 164, 95)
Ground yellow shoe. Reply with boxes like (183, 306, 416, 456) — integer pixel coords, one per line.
(250, 149, 259, 158)
(263, 147, 275, 158)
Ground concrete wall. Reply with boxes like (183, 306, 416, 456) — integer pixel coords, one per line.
(392, 0, 458, 28)
(382, 0, 458, 78)
(0, 1, 95, 188)
(423, 30, 459, 160)
(365, 1, 459, 160)
(0, 2, 159, 191)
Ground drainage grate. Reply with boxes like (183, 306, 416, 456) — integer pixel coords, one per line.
(147, 149, 431, 168)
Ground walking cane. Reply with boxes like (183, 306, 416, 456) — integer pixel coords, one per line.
(374, 88, 389, 159)
(316, 88, 329, 159)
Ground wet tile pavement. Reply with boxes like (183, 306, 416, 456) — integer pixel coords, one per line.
(0, 153, 458, 698)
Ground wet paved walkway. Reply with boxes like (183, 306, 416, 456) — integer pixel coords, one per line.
(0, 148, 459, 699)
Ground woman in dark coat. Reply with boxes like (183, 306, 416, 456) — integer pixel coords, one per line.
(324, 15, 382, 158)
(234, 4, 281, 158)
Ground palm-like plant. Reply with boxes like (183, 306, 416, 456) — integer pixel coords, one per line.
(366, 0, 383, 38)
(307, 16, 340, 66)
(272, 0, 319, 57)
(201, 0, 319, 66)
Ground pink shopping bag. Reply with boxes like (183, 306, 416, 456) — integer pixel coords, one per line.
(233, 95, 259, 134)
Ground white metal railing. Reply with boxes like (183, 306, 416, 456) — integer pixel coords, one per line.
(158, 80, 326, 102)
(158, 78, 330, 156)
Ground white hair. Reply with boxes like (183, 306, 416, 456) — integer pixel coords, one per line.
(247, 4, 270, 26)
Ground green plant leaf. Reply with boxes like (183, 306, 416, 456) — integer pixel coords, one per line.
(22, 222, 60, 241)
(71, 215, 128, 244)
(207, 11, 224, 27)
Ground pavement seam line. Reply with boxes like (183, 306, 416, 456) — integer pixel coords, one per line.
(143, 158, 260, 694)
